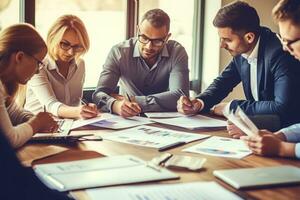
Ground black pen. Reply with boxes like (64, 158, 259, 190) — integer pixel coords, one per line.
(126, 93, 146, 117)
(126, 93, 132, 102)
(158, 141, 186, 152)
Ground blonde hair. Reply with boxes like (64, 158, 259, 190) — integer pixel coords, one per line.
(0, 23, 46, 104)
(47, 15, 90, 61)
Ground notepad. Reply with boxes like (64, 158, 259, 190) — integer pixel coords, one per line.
(102, 125, 210, 150)
(152, 115, 227, 130)
(34, 155, 179, 191)
(32, 119, 74, 139)
(86, 181, 243, 200)
(214, 165, 300, 189)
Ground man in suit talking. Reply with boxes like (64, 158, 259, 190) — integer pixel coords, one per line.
(177, 1, 300, 131)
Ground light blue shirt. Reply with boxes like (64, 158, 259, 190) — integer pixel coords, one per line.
(93, 37, 189, 112)
(280, 123, 300, 159)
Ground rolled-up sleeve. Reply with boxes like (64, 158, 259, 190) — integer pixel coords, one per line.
(92, 47, 121, 112)
(280, 123, 300, 142)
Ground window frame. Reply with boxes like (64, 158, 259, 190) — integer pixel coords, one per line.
(22, 0, 205, 94)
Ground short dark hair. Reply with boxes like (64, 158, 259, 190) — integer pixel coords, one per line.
(140, 9, 170, 32)
(273, 0, 300, 25)
(213, 1, 260, 36)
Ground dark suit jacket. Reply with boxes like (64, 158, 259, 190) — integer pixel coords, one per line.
(0, 130, 72, 200)
(197, 27, 300, 127)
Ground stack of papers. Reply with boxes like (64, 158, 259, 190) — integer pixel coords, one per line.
(34, 155, 179, 191)
(183, 136, 252, 159)
(152, 115, 227, 130)
(86, 181, 243, 200)
(102, 125, 210, 150)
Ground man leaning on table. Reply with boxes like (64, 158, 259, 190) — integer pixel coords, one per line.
(92, 9, 189, 117)
(177, 1, 300, 131)
(242, 0, 300, 159)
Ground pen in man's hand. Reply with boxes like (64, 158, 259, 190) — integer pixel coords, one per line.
(178, 89, 193, 106)
(126, 93, 132, 102)
(126, 93, 146, 117)
(43, 105, 46, 112)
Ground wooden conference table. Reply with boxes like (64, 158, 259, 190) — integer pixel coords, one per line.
(17, 121, 300, 200)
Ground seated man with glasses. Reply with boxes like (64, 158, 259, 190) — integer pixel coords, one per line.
(177, 1, 300, 134)
(242, 0, 300, 159)
(92, 9, 189, 117)
(25, 15, 99, 119)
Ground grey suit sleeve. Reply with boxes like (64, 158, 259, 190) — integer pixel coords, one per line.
(92, 47, 121, 112)
(135, 47, 189, 112)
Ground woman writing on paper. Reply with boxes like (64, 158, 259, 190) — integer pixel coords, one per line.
(0, 24, 57, 148)
(25, 15, 99, 119)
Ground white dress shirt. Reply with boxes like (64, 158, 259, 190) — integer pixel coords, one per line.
(25, 56, 85, 116)
(242, 37, 260, 101)
(0, 81, 33, 148)
(222, 38, 261, 114)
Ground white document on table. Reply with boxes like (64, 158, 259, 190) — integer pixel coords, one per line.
(183, 136, 252, 159)
(86, 181, 243, 200)
(91, 114, 154, 129)
(152, 115, 227, 130)
(144, 112, 186, 118)
(34, 155, 179, 192)
(103, 125, 210, 149)
(71, 114, 111, 129)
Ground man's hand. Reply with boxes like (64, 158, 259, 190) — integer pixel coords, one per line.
(112, 99, 141, 117)
(241, 130, 284, 156)
(177, 96, 203, 115)
(227, 120, 246, 139)
(211, 102, 228, 116)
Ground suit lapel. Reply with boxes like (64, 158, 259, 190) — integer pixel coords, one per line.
(257, 32, 267, 100)
(241, 58, 253, 100)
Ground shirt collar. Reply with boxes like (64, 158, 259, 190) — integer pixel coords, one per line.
(46, 55, 77, 71)
(133, 37, 170, 58)
(242, 37, 260, 64)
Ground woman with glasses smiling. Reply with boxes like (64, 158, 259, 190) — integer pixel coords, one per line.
(0, 23, 58, 148)
(25, 15, 99, 119)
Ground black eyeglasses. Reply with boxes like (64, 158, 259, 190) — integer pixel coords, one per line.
(27, 54, 46, 72)
(276, 33, 300, 52)
(60, 40, 84, 53)
(137, 32, 168, 47)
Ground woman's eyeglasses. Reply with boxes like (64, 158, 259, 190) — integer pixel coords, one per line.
(27, 54, 46, 72)
(60, 41, 84, 53)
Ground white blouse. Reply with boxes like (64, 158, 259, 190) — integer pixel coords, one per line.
(25, 56, 85, 116)
(0, 81, 33, 148)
